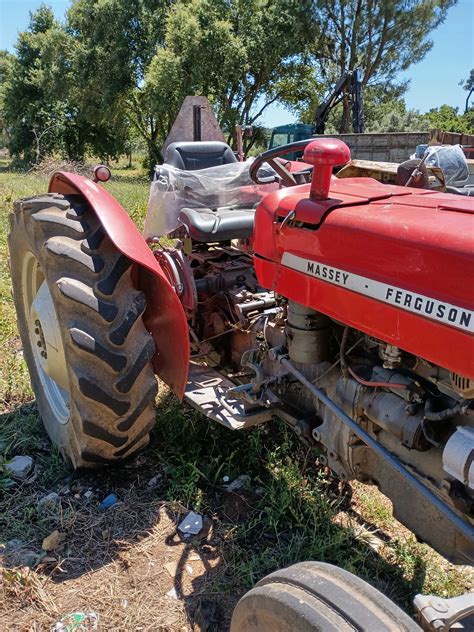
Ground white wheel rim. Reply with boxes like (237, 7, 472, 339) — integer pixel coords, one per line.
(22, 252, 70, 425)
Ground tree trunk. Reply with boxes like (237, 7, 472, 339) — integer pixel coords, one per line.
(340, 96, 351, 133)
(147, 142, 162, 178)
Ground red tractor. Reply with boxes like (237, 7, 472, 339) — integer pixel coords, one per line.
(8, 138, 474, 630)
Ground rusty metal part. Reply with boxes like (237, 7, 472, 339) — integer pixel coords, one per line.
(277, 353, 474, 546)
(287, 301, 332, 364)
(184, 362, 272, 430)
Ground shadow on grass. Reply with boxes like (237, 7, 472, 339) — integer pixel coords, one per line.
(0, 392, 428, 629)
(0, 162, 27, 174)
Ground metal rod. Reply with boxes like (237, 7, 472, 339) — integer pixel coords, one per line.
(279, 356, 474, 543)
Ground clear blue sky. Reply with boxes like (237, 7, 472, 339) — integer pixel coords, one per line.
(1, 0, 473, 127)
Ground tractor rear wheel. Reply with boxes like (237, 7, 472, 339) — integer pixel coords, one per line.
(230, 562, 420, 632)
(8, 193, 158, 468)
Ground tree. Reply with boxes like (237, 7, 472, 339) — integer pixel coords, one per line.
(66, 0, 171, 166)
(302, 0, 457, 132)
(361, 86, 424, 132)
(67, 0, 317, 165)
(214, 0, 317, 149)
(3, 6, 73, 162)
(460, 68, 474, 113)
(420, 104, 474, 134)
(3, 4, 134, 164)
(0, 50, 14, 149)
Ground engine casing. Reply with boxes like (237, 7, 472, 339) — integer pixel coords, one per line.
(253, 177, 474, 381)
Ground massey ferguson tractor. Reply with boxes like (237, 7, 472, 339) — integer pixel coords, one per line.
(8, 138, 474, 630)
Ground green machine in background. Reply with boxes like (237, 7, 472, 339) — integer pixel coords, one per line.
(268, 69, 365, 160)
(268, 123, 313, 160)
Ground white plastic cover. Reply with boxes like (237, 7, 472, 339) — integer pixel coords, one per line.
(422, 145, 468, 185)
(144, 160, 278, 239)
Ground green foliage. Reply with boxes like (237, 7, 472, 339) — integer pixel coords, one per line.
(297, 0, 456, 132)
(66, 0, 170, 164)
(421, 104, 474, 134)
(130, 0, 316, 159)
(2, 7, 72, 162)
(0, 50, 14, 148)
(3, 4, 136, 163)
(461, 68, 474, 93)
(363, 87, 424, 132)
(0, 0, 464, 163)
(460, 68, 474, 114)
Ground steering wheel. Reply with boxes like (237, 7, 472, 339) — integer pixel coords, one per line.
(249, 139, 315, 186)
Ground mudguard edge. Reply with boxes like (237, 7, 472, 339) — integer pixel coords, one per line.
(48, 171, 190, 398)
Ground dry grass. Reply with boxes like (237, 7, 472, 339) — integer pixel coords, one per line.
(28, 157, 93, 178)
(1, 496, 230, 631)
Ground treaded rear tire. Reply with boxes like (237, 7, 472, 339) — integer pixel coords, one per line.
(8, 193, 158, 468)
(230, 561, 420, 632)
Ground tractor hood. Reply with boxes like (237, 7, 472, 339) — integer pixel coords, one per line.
(253, 177, 474, 379)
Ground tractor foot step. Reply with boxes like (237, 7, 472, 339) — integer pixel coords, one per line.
(184, 363, 273, 430)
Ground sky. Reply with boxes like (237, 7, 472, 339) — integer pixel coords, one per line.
(1, 0, 473, 128)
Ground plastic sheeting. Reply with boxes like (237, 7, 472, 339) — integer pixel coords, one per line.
(144, 160, 279, 239)
(419, 145, 469, 185)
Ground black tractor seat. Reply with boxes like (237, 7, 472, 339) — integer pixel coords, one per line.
(160, 141, 265, 242)
(165, 141, 238, 171)
(178, 207, 255, 242)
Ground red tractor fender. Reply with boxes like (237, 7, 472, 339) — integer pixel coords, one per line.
(48, 171, 190, 398)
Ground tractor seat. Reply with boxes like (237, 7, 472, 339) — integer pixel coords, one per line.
(164, 141, 238, 171)
(178, 207, 255, 242)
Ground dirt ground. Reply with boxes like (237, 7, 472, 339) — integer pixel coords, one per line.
(1, 446, 240, 631)
(1, 405, 472, 631)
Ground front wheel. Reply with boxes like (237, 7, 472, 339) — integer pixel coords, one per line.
(8, 193, 158, 468)
(231, 562, 420, 632)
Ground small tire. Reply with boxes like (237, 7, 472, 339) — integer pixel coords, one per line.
(230, 561, 420, 632)
(8, 193, 158, 468)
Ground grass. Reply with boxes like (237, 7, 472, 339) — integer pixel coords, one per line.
(0, 161, 472, 629)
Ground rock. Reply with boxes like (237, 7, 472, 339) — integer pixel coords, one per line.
(6, 456, 33, 480)
(166, 587, 179, 600)
(147, 474, 161, 488)
(196, 516, 214, 542)
(15, 549, 38, 568)
(178, 511, 203, 537)
(37, 492, 60, 513)
(42, 530, 66, 551)
(5, 538, 23, 552)
(222, 475, 230, 483)
(164, 560, 178, 577)
(2, 540, 38, 568)
(226, 474, 251, 492)
(83, 490, 94, 499)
